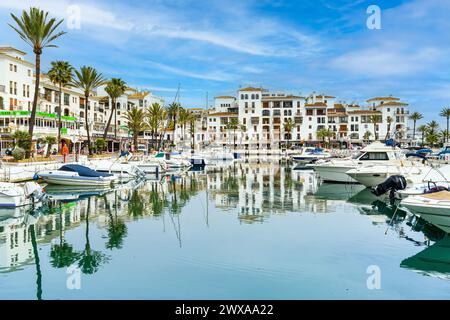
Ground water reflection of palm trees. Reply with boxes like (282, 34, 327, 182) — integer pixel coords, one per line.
(50, 208, 80, 268)
(78, 199, 109, 275)
(104, 193, 127, 250)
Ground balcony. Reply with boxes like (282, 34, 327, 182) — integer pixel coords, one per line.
(0, 85, 5, 93)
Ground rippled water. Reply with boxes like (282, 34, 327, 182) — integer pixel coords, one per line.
(1, 163, 450, 300)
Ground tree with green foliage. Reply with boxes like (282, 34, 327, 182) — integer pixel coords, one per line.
(9, 7, 66, 157)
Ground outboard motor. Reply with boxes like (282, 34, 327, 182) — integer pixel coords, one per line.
(23, 181, 45, 203)
(371, 175, 407, 203)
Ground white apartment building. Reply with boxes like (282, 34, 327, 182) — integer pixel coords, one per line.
(209, 87, 410, 149)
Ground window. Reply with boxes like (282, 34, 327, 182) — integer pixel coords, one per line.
(359, 152, 389, 161)
(28, 69, 31, 76)
(14, 65, 17, 72)
(255, 94, 259, 99)
(251, 94, 255, 99)
(64, 93, 70, 106)
(245, 94, 248, 99)
(9, 64, 13, 71)
(241, 94, 244, 99)
(9, 81, 13, 94)
(252, 102, 255, 108)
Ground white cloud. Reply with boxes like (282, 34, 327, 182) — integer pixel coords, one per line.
(329, 47, 443, 77)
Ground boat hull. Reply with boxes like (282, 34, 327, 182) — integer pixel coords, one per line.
(402, 201, 450, 233)
(313, 165, 358, 183)
(39, 174, 114, 186)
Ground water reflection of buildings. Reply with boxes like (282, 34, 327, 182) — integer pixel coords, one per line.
(206, 164, 319, 222)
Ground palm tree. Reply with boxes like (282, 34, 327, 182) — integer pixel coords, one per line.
(417, 125, 428, 147)
(426, 131, 441, 147)
(369, 115, 382, 140)
(440, 107, 450, 143)
(188, 112, 196, 153)
(9, 7, 66, 157)
(409, 111, 423, 142)
(226, 118, 240, 150)
(427, 120, 439, 135)
(146, 103, 165, 150)
(283, 118, 295, 149)
(178, 108, 190, 142)
(385, 116, 393, 140)
(317, 128, 333, 147)
(363, 131, 372, 142)
(71, 66, 105, 155)
(125, 107, 147, 151)
(167, 102, 181, 146)
(103, 78, 126, 140)
(47, 61, 73, 152)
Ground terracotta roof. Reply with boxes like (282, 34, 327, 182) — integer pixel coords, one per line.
(262, 95, 305, 101)
(348, 110, 382, 115)
(0, 46, 26, 55)
(315, 95, 335, 99)
(128, 91, 150, 99)
(305, 102, 327, 107)
(238, 87, 263, 92)
(367, 97, 400, 102)
(188, 108, 205, 111)
(215, 96, 236, 99)
(208, 112, 239, 117)
(378, 101, 408, 107)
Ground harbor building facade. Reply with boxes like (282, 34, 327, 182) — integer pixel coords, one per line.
(0, 46, 412, 153)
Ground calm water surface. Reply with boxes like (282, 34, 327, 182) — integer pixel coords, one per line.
(1, 163, 450, 300)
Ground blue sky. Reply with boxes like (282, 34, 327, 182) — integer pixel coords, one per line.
(0, 0, 449, 125)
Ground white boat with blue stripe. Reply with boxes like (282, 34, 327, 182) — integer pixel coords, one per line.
(36, 164, 118, 187)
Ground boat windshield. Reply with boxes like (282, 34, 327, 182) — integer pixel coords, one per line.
(352, 152, 363, 159)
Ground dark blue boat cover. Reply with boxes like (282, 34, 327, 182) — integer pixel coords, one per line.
(59, 164, 114, 177)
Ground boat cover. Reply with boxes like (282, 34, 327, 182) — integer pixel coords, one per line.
(422, 191, 450, 200)
(59, 164, 114, 177)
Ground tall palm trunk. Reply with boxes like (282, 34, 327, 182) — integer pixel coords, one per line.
(447, 116, 449, 143)
(413, 121, 416, 141)
(103, 98, 115, 140)
(29, 52, 41, 158)
(114, 104, 118, 139)
(57, 83, 63, 153)
(85, 94, 92, 155)
(29, 224, 42, 300)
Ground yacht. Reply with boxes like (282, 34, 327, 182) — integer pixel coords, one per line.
(127, 154, 168, 174)
(291, 147, 331, 165)
(310, 142, 408, 183)
(153, 152, 191, 169)
(346, 164, 431, 188)
(401, 190, 450, 233)
(0, 181, 44, 207)
(89, 159, 146, 180)
(202, 146, 235, 161)
(37, 164, 117, 186)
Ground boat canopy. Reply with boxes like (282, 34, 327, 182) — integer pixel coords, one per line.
(59, 164, 114, 177)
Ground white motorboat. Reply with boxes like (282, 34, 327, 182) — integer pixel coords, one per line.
(37, 164, 117, 186)
(346, 164, 431, 188)
(153, 152, 191, 169)
(291, 147, 331, 165)
(89, 159, 145, 180)
(127, 154, 167, 174)
(201, 146, 235, 161)
(401, 190, 450, 233)
(310, 142, 412, 183)
(0, 181, 44, 207)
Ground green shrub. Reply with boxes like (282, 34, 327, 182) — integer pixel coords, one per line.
(13, 130, 31, 151)
(95, 138, 107, 154)
(12, 147, 25, 160)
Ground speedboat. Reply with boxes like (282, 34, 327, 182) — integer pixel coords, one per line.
(0, 181, 44, 207)
(346, 164, 431, 188)
(310, 142, 412, 183)
(291, 147, 331, 165)
(37, 164, 117, 186)
(127, 154, 167, 174)
(89, 159, 146, 180)
(401, 190, 450, 233)
(153, 152, 191, 169)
